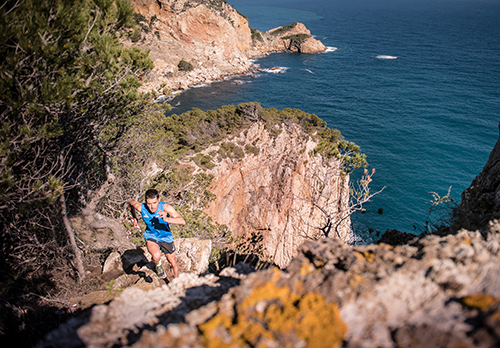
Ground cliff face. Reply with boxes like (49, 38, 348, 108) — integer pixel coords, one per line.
(200, 120, 350, 268)
(125, 0, 326, 93)
(455, 123, 500, 232)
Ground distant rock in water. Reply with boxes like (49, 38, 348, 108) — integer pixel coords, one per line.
(377, 229, 418, 245)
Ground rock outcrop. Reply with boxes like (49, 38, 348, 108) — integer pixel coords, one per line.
(38, 222, 500, 348)
(201, 119, 350, 268)
(454, 123, 500, 232)
(125, 0, 326, 93)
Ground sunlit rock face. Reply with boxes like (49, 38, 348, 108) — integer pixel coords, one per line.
(202, 120, 350, 268)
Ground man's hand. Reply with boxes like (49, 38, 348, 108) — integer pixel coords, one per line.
(158, 210, 168, 220)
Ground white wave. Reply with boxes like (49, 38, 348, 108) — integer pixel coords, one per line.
(376, 55, 398, 59)
(325, 46, 338, 52)
(232, 79, 252, 85)
(192, 83, 209, 88)
(305, 69, 314, 74)
(263, 66, 288, 74)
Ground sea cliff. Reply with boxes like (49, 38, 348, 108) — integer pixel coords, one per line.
(124, 0, 327, 93)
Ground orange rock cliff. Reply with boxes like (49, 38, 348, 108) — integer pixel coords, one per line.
(125, 0, 327, 93)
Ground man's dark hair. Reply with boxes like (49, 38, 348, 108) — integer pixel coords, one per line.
(145, 189, 159, 200)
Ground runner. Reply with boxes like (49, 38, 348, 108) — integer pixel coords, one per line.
(128, 189, 185, 278)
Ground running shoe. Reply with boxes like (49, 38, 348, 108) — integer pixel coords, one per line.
(156, 263, 166, 279)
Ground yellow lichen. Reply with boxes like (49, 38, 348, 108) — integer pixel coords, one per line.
(348, 273, 365, 288)
(363, 251, 375, 262)
(300, 259, 315, 276)
(461, 294, 497, 310)
(198, 269, 347, 348)
(353, 251, 365, 261)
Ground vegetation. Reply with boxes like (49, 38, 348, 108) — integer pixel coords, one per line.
(283, 33, 311, 44)
(178, 59, 194, 71)
(0, 0, 158, 345)
(270, 22, 298, 35)
(251, 28, 264, 42)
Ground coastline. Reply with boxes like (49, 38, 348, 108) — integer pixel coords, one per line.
(127, 1, 327, 97)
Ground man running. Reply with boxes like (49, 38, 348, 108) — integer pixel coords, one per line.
(128, 189, 185, 279)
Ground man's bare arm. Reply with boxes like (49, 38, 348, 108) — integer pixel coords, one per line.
(128, 200, 142, 226)
(158, 204, 186, 225)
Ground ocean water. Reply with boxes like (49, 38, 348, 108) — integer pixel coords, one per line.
(166, 0, 500, 238)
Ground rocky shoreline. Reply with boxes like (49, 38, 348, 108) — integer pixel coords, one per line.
(126, 0, 327, 95)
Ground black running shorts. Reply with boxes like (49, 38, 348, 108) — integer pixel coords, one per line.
(146, 239, 176, 254)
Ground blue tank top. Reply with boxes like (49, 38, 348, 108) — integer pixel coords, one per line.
(141, 202, 173, 243)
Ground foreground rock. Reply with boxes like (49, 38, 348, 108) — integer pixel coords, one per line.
(39, 222, 500, 347)
(126, 0, 327, 93)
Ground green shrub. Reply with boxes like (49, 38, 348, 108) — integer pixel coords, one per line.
(270, 22, 298, 35)
(191, 154, 215, 169)
(251, 28, 264, 42)
(245, 144, 260, 156)
(130, 27, 141, 42)
(218, 142, 245, 160)
(283, 33, 310, 43)
(178, 59, 194, 71)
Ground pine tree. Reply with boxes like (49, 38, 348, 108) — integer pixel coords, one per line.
(0, 0, 153, 317)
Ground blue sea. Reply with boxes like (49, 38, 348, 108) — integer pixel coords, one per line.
(166, 0, 500, 239)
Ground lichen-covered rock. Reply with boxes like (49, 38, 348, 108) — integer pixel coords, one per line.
(287, 225, 500, 347)
(39, 224, 500, 348)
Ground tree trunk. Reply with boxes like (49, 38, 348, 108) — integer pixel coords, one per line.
(60, 193, 85, 283)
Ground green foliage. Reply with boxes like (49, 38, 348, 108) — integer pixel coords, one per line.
(270, 22, 298, 35)
(191, 153, 215, 169)
(251, 28, 264, 42)
(245, 144, 260, 156)
(218, 142, 245, 160)
(0, 1, 155, 339)
(130, 27, 142, 42)
(283, 33, 310, 43)
(165, 105, 242, 152)
(170, 204, 229, 240)
(178, 59, 194, 71)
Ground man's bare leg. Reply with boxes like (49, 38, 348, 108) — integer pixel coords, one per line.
(166, 252, 179, 278)
(146, 240, 161, 264)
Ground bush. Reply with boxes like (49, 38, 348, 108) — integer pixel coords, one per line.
(178, 59, 194, 71)
(270, 22, 298, 35)
(283, 33, 310, 43)
(245, 144, 260, 156)
(251, 28, 264, 42)
(130, 27, 141, 42)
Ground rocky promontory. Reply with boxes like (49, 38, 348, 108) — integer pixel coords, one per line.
(124, 0, 327, 93)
